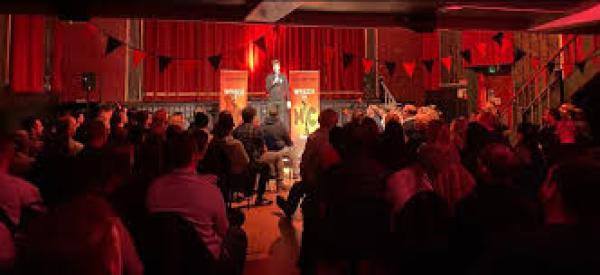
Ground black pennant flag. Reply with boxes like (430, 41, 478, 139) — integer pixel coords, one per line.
(342, 52, 354, 68)
(576, 60, 587, 73)
(208, 54, 222, 71)
(105, 36, 123, 55)
(514, 48, 527, 63)
(422, 59, 434, 72)
(546, 61, 556, 74)
(460, 50, 472, 63)
(253, 36, 267, 52)
(385, 61, 396, 77)
(492, 32, 504, 46)
(158, 56, 173, 73)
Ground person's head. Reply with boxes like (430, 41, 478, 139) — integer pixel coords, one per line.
(543, 108, 560, 126)
(554, 159, 600, 222)
(0, 135, 14, 172)
(383, 120, 405, 142)
(134, 110, 152, 128)
(318, 109, 338, 130)
(58, 116, 78, 139)
(111, 108, 128, 128)
(86, 121, 108, 148)
(272, 59, 281, 74)
(169, 112, 185, 129)
(193, 111, 209, 129)
(402, 105, 417, 119)
(213, 111, 235, 139)
(242, 106, 257, 124)
(96, 104, 114, 130)
(152, 109, 168, 128)
(516, 122, 539, 146)
(466, 121, 492, 151)
(384, 111, 401, 125)
(477, 143, 520, 184)
(75, 111, 86, 126)
(22, 117, 44, 138)
(166, 124, 184, 141)
(166, 131, 201, 170)
(342, 117, 379, 156)
(450, 117, 468, 147)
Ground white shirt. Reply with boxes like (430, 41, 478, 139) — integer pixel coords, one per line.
(146, 169, 228, 259)
(0, 172, 42, 226)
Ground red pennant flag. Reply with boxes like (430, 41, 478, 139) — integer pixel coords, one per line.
(441, 56, 452, 72)
(362, 58, 374, 73)
(477, 42, 487, 56)
(531, 57, 540, 69)
(132, 50, 146, 67)
(403, 61, 416, 78)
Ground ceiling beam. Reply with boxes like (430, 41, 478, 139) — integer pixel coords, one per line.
(245, 1, 303, 23)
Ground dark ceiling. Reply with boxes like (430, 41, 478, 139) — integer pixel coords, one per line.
(0, 0, 596, 32)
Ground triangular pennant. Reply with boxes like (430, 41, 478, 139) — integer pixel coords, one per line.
(402, 61, 416, 78)
(105, 36, 123, 55)
(441, 56, 452, 72)
(208, 54, 222, 71)
(343, 53, 354, 68)
(253, 36, 267, 52)
(460, 50, 472, 63)
(158, 56, 172, 73)
(422, 59, 434, 73)
(492, 32, 504, 46)
(531, 57, 540, 69)
(513, 48, 527, 63)
(132, 50, 146, 67)
(546, 61, 556, 74)
(576, 60, 587, 73)
(385, 61, 397, 77)
(362, 58, 374, 73)
(476, 42, 487, 56)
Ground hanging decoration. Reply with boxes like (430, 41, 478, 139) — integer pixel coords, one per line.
(158, 56, 173, 73)
(253, 36, 267, 52)
(492, 32, 504, 47)
(546, 61, 556, 74)
(422, 59, 434, 73)
(576, 60, 587, 73)
(132, 50, 146, 67)
(441, 56, 452, 72)
(343, 52, 354, 69)
(402, 61, 416, 78)
(105, 36, 123, 55)
(208, 54, 223, 71)
(460, 50, 472, 63)
(362, 58, 374, 73)
(513, 48, 527, 63)
(385, 61, 397, 77)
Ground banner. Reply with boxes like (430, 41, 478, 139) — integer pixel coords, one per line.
(289, 70, 320, 142)
(219, 70, 248, 124)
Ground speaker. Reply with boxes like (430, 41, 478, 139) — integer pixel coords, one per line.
(81, 72, 96, 92)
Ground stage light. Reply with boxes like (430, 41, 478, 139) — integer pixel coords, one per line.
(248, 44, 255, 72)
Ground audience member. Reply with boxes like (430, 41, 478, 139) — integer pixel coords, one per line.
(260, 105, 294, 187)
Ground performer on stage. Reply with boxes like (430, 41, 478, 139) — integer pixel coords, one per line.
(266, 59, 290, 128)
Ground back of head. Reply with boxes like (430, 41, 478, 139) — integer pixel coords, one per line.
(193, 112, 209, 129)
(134, 110, 150, 126)
(478, 143, 520, 183)
(166, 131, 198, 169)
(466, 122, 492, 150)
(153, 109, 168, 127)
(166, 124, 184, 141)
(343, 117, 379, 156)
(242, 106, 257, 123)
(213, 111, 234, 139)
(318, 109, 338, 130)
(383, 120, 404, 142)
(86, 121, 108, 146)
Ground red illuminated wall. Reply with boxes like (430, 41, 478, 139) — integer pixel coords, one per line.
(52, 18, 127, 102)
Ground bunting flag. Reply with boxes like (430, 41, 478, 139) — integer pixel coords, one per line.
(576, 60, 587, 73)
(402, 61, 416, 78)
(476, 42, 487, 56)
(158, 56, 173, 73)
(514, 48, 527, 63)
(362, 58, 374, 73)
(342, 52, 354, 68)
(422, 59, 434, 73)
(253, 36, 267, 52)
(105, 36, 123, 55)
(208, 54, 222, 71)
(132, 50, 146, 67)
(531, 57, 540, 69)
(385, 61, 397, 77)
(460, 50, 472, 63)
(546, 61, 556, 74)
(492, 32, 504, 47)
(441, 56, 452, 72)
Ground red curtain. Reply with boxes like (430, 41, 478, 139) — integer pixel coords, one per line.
(422, 32, 440, 91)
(462, 31, 514, 67)
(143, 21, 364, 101)
(11, 15, 45, 93)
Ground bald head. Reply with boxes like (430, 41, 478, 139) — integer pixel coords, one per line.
(318, 109, 338, 130)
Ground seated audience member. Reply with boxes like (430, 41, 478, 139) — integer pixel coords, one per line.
(147, 131, 247, 275)
(233, 107, 272, 206)
(276, 109, 339, 217)
(0, 136, 43, 229)
(260, 105, 294, 186)
(453, 143, 542, 273)
(17, 146, 143, 275)
(189, 111, 212, 143)
(21, 116, 44, 157)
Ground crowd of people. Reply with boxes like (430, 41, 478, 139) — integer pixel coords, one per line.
(0, 98, 599, 275)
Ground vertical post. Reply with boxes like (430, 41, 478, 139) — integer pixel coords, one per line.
(557, 69, 565, 104)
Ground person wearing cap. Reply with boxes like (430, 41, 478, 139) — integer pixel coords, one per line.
(261, 105, 294, 189)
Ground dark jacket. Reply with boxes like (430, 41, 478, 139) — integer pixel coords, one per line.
(262, 116, 292, 151)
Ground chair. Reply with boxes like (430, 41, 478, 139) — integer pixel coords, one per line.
(139, 212, 216, 275)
